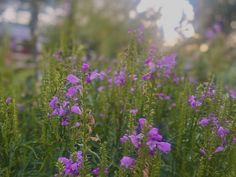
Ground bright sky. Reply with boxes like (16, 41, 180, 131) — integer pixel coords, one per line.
(136, 0, 195, 46)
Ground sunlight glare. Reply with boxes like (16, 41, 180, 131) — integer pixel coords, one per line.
(137, 0, 195, 46)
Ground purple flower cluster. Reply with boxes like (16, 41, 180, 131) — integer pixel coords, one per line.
(146, 127, 171, 154)
(188, 95, 202, 108)
(198, 114, 231, 156)
(66, 74, 82, 98)
(157, 53, 177, 78)
(114, 70, 126, 86)
(80, 62, 109, 85)
(86, 70, 100, 83)
(202, 85, 216, 98)
(120, 118, 171, 169)
(144, 44, 158, 72)
(58, 151, 83, 176)
(142, 51, 177, 81)
(80, 63, 129, 90)
(188, 85, 216, 109)
(120, 156, 135, 169)
(81, 63, 89, 73)
(49, 74, 82, 126)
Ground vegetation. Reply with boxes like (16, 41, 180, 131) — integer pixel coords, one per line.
(1, 1, 236, 176)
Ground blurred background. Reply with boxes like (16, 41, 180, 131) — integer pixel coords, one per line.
(0, 0, 236, 84)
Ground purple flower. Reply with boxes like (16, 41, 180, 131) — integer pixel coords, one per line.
(211, 116, 219, 126)
(138, 118, 146, 128)
(58, 157, 71, 166)
(52, 108, 59, 116)
(199, 148, 206, 156)
(70, 163, 79, 174)
(86, 70, 99, 83)
(157, 142, 171, 153)
(49, 96, 58, 109)
(214, 146, 224, 153)
(146, 127, 171, 154)
(197, 114, 231, 156)
(57, 151, 83, 176)
(66, 86, 79, 98)
(90, 70, 99, 80)
(99, 71, 106, 80)
(92, 167, 100, 176)
(146, 139, 158, 152)
(158, 55, 176, 77)
(108, 78, 113, 84)
(71, 105, 82, 115)
(61, 118, 69, 126)
(62, 101, 70, 108)
(129, 134, 142, 149)
(147, 61, 156, 72)
(144, 57, 153, 65)
(77, 151, 83, 162)
(81, 63, 89, 73)
(120, 119, 171, 157)
(202, 86, 215, 98)
(217, 126, 229, 138)
(67, 74, 80, 84)
(157, 54, 176, 70)
(198, 118, 210, 126)
(120, 156, 135, 169)
(148, 128, 163, 141)
(114, 70, 126, 86)
(5, 97, 12, 103)
(188, 95, 202, 108)
(52, 107, 65, 116)
(120, 134, 129, 143)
